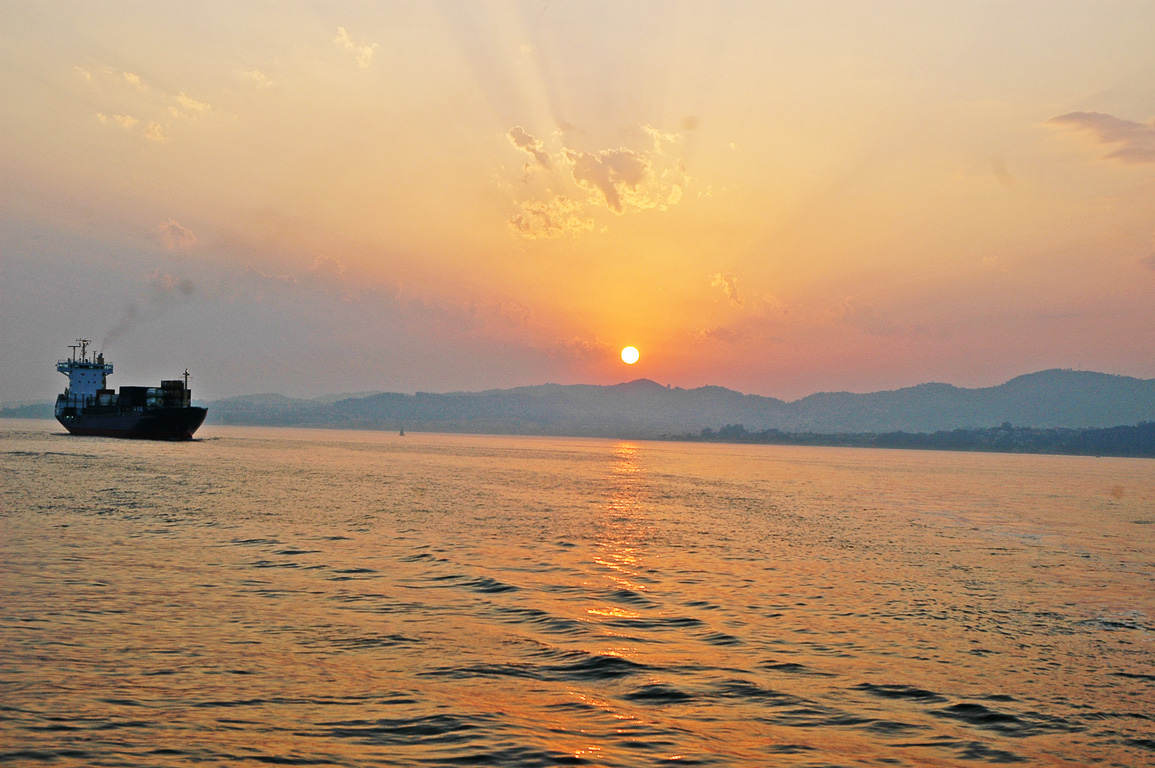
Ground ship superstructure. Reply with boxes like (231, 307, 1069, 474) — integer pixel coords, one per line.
(55, 339, 207, 440)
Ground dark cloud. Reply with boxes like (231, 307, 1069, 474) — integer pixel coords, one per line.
(1050, 111, 1155, 164)
(507, 126, 551, 170)
(566, 147, 649, 213)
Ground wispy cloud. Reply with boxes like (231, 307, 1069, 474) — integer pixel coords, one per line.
(304, 256, 350, 299)
(697, 292, 787, 347)
(143, 122, 167, 142)
(698, 326, 746, 343)
(243, 69, 273, 88)
(80, 64, 209, 142)
(1050, 111, 1155, 164)
(548, 336, 612, 362)
(711, 273, 742, 306)
(509, 196, 594, 239)
(172, 92, 210, 119)
(334, 26, 377, 69)
(159, 219, 197, 250)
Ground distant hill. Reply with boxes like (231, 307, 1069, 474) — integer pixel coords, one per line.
(0, 402, 52, 419)
(198, 370, 1155, 437)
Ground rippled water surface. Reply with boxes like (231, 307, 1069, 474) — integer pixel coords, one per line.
(2, 419, 1153, 766)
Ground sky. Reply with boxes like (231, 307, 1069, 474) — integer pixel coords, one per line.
(2, 1, 1154, 403)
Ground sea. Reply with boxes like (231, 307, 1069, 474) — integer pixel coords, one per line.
(1, 419, 1152, 767)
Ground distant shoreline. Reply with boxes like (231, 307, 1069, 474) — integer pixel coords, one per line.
(4, 414, 1152, 458)
(662, 422, 1155, 459)
(6, 368, 1153, 457)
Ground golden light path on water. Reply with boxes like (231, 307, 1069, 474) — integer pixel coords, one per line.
(1, 419, 1153, 766)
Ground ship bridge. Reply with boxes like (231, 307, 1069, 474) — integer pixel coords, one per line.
(57, 339, 113, 405)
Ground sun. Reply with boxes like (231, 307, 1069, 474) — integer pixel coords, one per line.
(620, 346, 640, 365)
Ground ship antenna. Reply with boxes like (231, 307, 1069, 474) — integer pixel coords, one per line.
(183, 368, 190, 389)
(78, 339, 90, 362)
(69, 341, 81, 361)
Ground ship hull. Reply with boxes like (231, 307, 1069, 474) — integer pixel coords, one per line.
(57, 406, 208, 441)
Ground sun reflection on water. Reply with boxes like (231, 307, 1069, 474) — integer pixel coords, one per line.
(592, 442, 652, 595)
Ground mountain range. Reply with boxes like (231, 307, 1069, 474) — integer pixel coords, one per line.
(196, 369, 1154, 437)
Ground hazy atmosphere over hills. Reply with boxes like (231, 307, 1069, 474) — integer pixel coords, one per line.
(193, 369, 1154, 438)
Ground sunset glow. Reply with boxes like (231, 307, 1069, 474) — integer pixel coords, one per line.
(1, 3, 1153, 402)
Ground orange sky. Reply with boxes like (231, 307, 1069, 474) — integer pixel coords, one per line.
(2, 2, 1154, 401)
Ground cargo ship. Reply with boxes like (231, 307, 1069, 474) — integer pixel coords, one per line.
(55, 339, 207, 440)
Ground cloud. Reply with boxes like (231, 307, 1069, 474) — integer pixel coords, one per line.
(549, 336, 612, 361)
(1049, 111, 1155, 164)
(80, 62, 215, 142)
(241, 255, 352, 299)
(699, 326, 746, 343)
(149, 271, 195, 297)
(711, 273, 742, 306)
(303, 256, 350, 299)
(143, 122, 167, 142)
(240, 264, 299, 300)
(503, 123, 690, 236)
(643, 124, 683, 154)
(507, 126, 550, 170)
(159, 219, 197, 249)
(173, 91, 210, 118)
(509, 196, 594, 239)
(1142, 253, 1155, 270)
(566, 147, 649, 213)
(244, 69, 273, 88)
(335, 26, 377, 69)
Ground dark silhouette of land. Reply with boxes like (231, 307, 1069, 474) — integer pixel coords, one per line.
(672, 421, 1155, 458)
(6, 369, 1153, 456)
